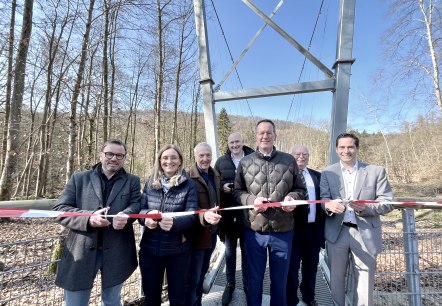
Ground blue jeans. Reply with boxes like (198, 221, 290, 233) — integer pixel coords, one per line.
(224, 230, 248, 289)
(64, 251, 123, 306)
(186, 233, 217, 306)
(244, 227, 293, 306)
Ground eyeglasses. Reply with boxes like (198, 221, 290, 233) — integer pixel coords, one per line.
(103, 152, 126, 160)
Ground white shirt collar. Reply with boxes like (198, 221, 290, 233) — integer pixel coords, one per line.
(340, 160, 359, 173)
(259, 149, 273, 157)
(231, 150, 244, 161)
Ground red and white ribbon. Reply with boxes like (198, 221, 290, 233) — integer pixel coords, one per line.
(0, 199, 441, 219)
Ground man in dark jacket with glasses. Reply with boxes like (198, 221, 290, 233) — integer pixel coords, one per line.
(53, 139, 141, 306)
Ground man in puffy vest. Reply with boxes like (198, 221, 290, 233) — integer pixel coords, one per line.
(234, 119, 306, 306)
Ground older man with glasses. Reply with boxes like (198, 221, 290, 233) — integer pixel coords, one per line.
(53, 139, 141, 306)
(287, 145, 325, 306)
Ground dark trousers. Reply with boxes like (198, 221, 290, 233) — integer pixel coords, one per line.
(244, 227, 293, 306)
(186, 233, 217, 306)
(287, 223, 321, 305)
(139, 247, 190, 306)
(224, 230, 248, 288)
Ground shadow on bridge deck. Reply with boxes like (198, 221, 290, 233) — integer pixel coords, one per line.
(201, 248, 333, 306)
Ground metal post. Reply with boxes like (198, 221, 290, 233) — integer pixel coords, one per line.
(402, 209, 422, 306)
(329, 0, 356, 164)
(138, 225, 145, 299)
(193, 0, 219, 161)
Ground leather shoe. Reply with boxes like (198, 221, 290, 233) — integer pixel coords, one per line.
(222, 283, 235, 305)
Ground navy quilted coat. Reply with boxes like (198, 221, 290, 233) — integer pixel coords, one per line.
(139, 173, 198, 256)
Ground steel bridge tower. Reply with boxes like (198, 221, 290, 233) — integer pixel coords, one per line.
(193, 0, 356, 164)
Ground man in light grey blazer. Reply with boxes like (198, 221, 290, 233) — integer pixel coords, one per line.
(53, 139, 141, 306)
(320, 133, 393, 306)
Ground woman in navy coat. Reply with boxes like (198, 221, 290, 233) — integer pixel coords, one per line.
(139, 144, 198, 306)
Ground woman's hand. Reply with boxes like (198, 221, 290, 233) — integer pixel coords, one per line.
(159, 216, 173, 231)
(145, 210, 160, 229)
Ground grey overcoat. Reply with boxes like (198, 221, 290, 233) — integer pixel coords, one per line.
(53, 164, 141, 291)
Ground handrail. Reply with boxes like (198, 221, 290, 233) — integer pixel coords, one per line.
(0, 199, 56, 210)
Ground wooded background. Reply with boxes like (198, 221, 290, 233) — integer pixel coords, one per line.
(0, 0, 440, 201)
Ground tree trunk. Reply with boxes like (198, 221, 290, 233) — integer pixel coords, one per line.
(1, 0, 16, 173)
(171, 6, 192, 144)
(20, 69, 40, 198)
(154, 0, 166, 158)
(102, 0, 110, 141)
(80, 44, 98, 169)
(191, 80, 201, 156)
(66, 0, 95, 182)
(109, 3, 121, 139)
(418, 0, 442, 115)
(126, 69, 139, 172)
(35, 10, 59, 197)
(0, 0, 33, 200)
(46, 12, 76, 194)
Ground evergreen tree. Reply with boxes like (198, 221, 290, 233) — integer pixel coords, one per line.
(217, 108, 232, 154)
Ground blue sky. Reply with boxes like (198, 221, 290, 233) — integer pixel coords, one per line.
(203, 0, 410, 132)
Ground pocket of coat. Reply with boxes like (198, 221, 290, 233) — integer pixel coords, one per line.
(65, 232, 76, 252)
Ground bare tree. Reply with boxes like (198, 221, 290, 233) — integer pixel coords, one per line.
(417, 0, 442, 114)
(125, 55, 148, 173)
(190, 78, 200, 157)
(171, 1, 194, 143)
(79, 41, 100, 169)
(44, 2, 79, 195)
(0, 0, 34, 200)
(383, 0, 442, 115)
(1, 0, 16, 174)
(102, 0, 110, 141)
(361, 95, 399, 180)
(66, 0, 95, 182)
(15, 59, 45, 198)
(153, 0, 169, 157)
(35, 0, 73, 197)
(108, 1, 124, 140)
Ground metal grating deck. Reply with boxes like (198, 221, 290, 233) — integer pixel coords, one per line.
(213, 248, 333, 305)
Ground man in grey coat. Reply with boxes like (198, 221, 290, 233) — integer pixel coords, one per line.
(53, 139, 141, 306)
(321, 133, 393, 306)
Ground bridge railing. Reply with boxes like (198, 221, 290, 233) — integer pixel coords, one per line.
(1, 200, 442, 305)
(0, 218, 143, 306)
(320, 208, 442, 306)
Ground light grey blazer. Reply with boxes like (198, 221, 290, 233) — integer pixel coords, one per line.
(320, 161, 393, 256)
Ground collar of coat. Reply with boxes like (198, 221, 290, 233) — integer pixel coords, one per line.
(255, 146, 277, 160)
